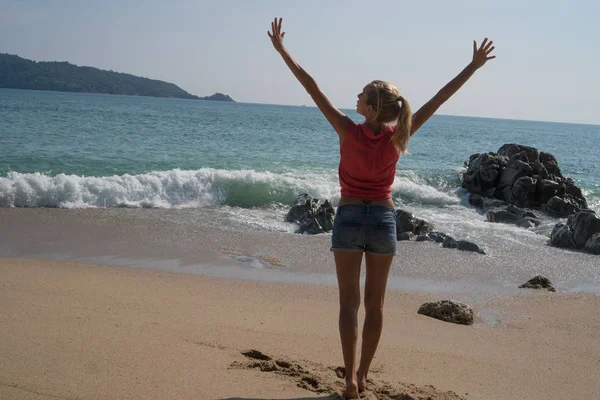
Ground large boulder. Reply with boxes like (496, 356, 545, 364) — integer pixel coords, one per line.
(486, 204, 542, 228)
(540, 152, 562, 176)
(567, 210, 600, 248)
(286, 194, 334, 234)
(543, 195, 583, 218)
(462, 153, 507, 197)
(537, 179, 560, 204)
(498, 144, 540, 163)
(509, 176, 538, 208)
(463, 144, 587, 218)
(550, 224, 575, 248)
(585, 233, 600, 255)
(499, 159, 532, 188)
(418, 300, 474, 325)
(549, 211, 600, 254)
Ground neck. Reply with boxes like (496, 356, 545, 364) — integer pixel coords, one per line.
(365, 120, 383, 135)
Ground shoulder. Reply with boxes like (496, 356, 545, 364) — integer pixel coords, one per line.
(340, 120, 359, 147)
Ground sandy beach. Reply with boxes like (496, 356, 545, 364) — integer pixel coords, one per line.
(1, 208, 600, 399)
(1, 255, 600, 399)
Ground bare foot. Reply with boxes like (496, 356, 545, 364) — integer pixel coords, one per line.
(344, 379, 360, 399)
(357, 369, 367, 393)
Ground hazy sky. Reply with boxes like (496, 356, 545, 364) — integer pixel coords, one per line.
(1, 0, 599, 124)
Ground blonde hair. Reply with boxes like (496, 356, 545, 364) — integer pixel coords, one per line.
(364, 80, 412, 154)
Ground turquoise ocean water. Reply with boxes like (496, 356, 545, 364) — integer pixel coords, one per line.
(1, 88, 599, 243)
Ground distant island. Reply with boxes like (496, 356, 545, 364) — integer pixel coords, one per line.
(0, 53, 235, 102)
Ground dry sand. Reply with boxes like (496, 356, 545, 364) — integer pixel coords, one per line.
(2, 257, 599, 400)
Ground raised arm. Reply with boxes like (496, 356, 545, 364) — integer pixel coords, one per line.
(268, 18, 351, 138)
(411, 38, 496, 135)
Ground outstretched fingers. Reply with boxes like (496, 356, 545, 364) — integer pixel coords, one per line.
(484, 40, 496, 60)
(480, 37, 488, 50)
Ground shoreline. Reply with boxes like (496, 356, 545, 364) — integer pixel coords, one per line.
(1, 256, 599, 400)
(1, 208, 599, 296)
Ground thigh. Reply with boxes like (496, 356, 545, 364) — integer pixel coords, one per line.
(334, 252, 363, 308)
(363, 253, 393, 310)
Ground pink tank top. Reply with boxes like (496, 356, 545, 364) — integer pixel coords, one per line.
(338, 122, 400, 200)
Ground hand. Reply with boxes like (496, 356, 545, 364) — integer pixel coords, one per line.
(267, 17, 286, 53)
(471, 38, 496, 68)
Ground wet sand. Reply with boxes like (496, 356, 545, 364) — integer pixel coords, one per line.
(1, 208, 599, 294)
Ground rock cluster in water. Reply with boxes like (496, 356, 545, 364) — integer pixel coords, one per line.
(286, 195, 486, 254)
(395, 209, 486, 254)
(286, 194, 334, 234)
(462, 144, 587, 218)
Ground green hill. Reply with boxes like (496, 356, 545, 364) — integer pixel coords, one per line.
(0, 53, 234, 101)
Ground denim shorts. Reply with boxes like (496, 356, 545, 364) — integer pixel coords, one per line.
(330, 204, 398, 256)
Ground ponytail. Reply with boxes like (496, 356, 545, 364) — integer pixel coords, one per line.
(391, 95, 412, 154)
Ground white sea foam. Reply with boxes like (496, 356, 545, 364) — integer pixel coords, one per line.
(0, 169, 340, 208)
(1, 168, 596, 247)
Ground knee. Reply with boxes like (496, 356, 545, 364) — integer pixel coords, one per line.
(364, 297, 384, 316)
(339, 294, 361, 313)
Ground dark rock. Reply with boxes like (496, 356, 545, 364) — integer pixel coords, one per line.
(509, 176, 538, 208)
(486, 204, 541, 230)
(542, 196, 581, 218)
(499, 159, 532, 187)
(462, 153, 507, 197)
(506, 204, 538, 219)
(468, 153, 482, 164)
(497, 144, 540, 163)
(442, 236, 458, 249)
(428, 231, 447, 243)
(415, 234, 432, 242)
(461, 144, 586, 219)
(567, 211, 600, 248)
(519, 275, 556, 292)
(585, 233, 600, 255)
(395, 209, 433, 236)
(397, 232, 414, 241)
(486, 210, 520, 223)
(457, 240, 486, 254)
(532, 160, 549, 179)
(468, 194, 484, 207)
(481, 198, 509, 211)
(286, 194, 334, 234)
(537, 179, 560, 204)
(540, 152, 562, 176)
(417, 300, 474, 325)
(550, 223, 575, 248)
(566, 182, 585, 204)
(515, 217, 542, 228)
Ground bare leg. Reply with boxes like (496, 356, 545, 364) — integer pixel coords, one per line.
(334, 251, 363, 399)
(357, 253, 393, 392)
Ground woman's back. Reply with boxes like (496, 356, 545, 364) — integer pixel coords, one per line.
(339, 122, 400, 201)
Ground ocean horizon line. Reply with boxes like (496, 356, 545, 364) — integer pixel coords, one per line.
(2, 87, 599, 127)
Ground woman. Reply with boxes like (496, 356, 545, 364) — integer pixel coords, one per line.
(268, 18, 495, 399)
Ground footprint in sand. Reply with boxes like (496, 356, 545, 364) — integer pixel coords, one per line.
(231, 349, 467, 400)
